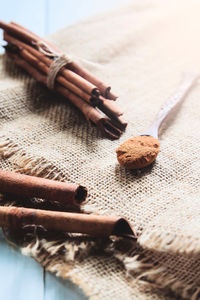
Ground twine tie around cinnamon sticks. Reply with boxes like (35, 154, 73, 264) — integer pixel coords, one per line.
(36, 41, 73, 90)
(47, 55, 73, 89)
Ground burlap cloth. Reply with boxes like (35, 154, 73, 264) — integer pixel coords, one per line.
(1, 0, 200, 299)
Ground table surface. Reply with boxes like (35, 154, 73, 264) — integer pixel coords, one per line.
(0, 1, 126, 299)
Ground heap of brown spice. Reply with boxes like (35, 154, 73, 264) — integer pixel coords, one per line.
(116, 136, 160, 169)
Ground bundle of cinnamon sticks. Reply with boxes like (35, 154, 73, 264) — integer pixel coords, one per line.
(0, 21, 127, 139)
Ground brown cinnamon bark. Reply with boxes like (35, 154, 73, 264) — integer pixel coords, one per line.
(0, 206, 135, 237)
(11, 22, 118, 99)
(56, 84, 122, 138)
(1, 21, 118, 100)
(0, 169, 87, 205)
(96, 96, 127, 130)
(98, 96, 122, 117)
(67, 61, 118, 100)
(4, 32, 98, 105)
(107, 115, 128, 131)
(6, 49, 47, 84)
(6, 49, 122, 139)
(1, 21, 127, 138)
(4, 33, 123, 115)
(0, 22, 99, 97)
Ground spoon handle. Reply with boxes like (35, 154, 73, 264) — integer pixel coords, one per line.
(144, 73, 199, 138)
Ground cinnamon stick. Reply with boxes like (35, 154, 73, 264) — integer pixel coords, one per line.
(4, 32, 122, 114)
(97, 95, 123, 117)
(56, 84, 122, 138)
(6, 49, 122, 139)
(0, 169, 87, 205)
(0, 21, 99, 96)
(67, 61, 118, 100)
(6, 48, 47, 84)
(10, 21, 118, 100)
(1, 21, 127, 138)
(4, 32, 97, 105)
(0, 206, 135, 237)
(4, 33, 123, 115)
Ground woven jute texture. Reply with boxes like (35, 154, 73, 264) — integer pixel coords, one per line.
(1, 0, 200, 299)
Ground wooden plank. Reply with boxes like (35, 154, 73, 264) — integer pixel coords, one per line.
(44, 271, 87, 300)
(0, 0, 46, 53)
(0, 231, 44, 300)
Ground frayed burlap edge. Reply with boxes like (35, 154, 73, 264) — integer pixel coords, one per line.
(20, 236, 200, 300)
(139, 230, 200, 256)
(0, 134, 64, 181)
(0, 134, 199, 300)
(115, 251, 200, 300)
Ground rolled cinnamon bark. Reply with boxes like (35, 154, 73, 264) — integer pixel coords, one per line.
(6, 49, 122, 139)
(67, 61, 118, 100)
(0, 206, 135, 237)
(0, 22, 99, 97)
(6, 49, 47, 84)
(1, 21, 127, 138)
(56, 84, 122, 139)
(1, 21, 118, 100)
(4, 33, 119, 109)
(4, 33, 97, 105)
(0, 169, 87, 205)
(97, 95, 123, 117)
(0, 21, 37, 46)
(10, 21, 118, 100)
(23, 48, 98, 105)
(107, 115, 128, 131)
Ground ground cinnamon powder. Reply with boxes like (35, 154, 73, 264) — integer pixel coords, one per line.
(116, 136, 160, 169)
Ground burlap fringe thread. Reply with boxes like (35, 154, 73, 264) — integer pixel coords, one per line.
(0, 133, 199, 300)
(0, 135, 64, 181)
(139, 230, 200, 256)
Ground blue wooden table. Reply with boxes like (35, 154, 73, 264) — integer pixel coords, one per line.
(0, 1, 126, 299)
(0, 230, 87, 300)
